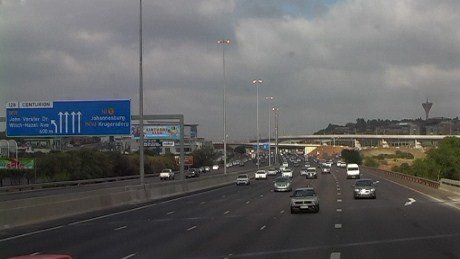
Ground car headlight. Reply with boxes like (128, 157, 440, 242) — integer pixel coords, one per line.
(371, 188, 375, 192)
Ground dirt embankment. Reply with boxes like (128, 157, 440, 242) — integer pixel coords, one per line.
(361, 147, 426, 171)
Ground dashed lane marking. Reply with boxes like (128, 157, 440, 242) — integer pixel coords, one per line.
(224, 210, 230, 215)
(187, 226, 197, 231)
(121, 253, 136, 259)
(260, 225, 267, 230)
(337, 208, 342, 212)
(114, 226, 127, 231)
(337, 199, 342, 202)
(330, 252, 341, 259)
(335, 224, 342, 229)
(166, 211, 175, 215)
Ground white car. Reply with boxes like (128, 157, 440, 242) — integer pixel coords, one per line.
(159, 169, 175, 180)
(255, 170, 268, 179)
(267, 167, 278, 176)
(281, 168, 293, 178)
(346, 163, 360, 179)
(212, 164, 219, 170)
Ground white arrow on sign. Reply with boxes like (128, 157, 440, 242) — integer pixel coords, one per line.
(404, 198, 416, 206)
(77, 111, 82, 133)
(64, 112, 69, 133)
(71, 112, 76, 133)
(58, 112, 63, 133)
(51, 120, 57, 134)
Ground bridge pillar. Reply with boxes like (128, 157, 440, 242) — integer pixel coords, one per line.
(354, 139, 361, 150)
(415, 139, 423, 149)
(380, 139, 389, 148)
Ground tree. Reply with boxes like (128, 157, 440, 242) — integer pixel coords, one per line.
(191, 146, 219, 167)
(234, 145, 247, 155)
(341, 149, 362, 165)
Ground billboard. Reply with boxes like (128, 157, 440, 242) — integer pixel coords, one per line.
(6, 100, 131, 137)
(175, 155, 193, 166)
(0, 158, 35, 169)
(132, 125, 180, 140)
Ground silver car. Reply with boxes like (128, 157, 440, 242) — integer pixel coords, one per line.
(353, 179, 378, 199)
(290, 187, 320, 213)
(273, 177, 292, 192)
(236, 174, 250, 186)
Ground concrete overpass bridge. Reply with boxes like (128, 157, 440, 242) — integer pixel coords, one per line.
(227, 134, 459, 150)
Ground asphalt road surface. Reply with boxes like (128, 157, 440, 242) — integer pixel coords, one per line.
(1, 163, 460, 258)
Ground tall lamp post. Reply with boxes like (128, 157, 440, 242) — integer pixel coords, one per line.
(265, 96, 274, 166)
(218, 39, 230, 173)
(272, 107, 279, 165)
(252, 79, 262, 168)
(139, 0, 145, 185)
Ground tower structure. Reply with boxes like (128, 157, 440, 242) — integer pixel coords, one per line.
(422, 99, 432, 120)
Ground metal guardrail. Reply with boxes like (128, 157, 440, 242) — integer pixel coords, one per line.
(440, 178, 460, 188)
(367, 167, 440, 189)
(0, 173, 158, 193)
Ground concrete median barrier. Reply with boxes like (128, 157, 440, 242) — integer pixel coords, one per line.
(0, 169, 258, 230)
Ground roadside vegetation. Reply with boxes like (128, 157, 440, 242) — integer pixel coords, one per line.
(1, 145, 221, 184)
(392, 137, 460, 180)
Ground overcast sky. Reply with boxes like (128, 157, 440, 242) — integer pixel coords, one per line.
(1, 0, 460, 141)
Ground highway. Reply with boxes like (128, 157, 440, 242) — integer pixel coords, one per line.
(1, 163, 460, 258)
(0, 161, 260, 202)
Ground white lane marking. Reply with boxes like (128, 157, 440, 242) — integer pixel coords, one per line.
(260, 194, 264, 197)
(0, 225, 64, 242)
(335, 224, 342, 229)
(337, 199, 342, 202)
(166, 211, 175, 215)
(213, 232, 460, 258)
(114, 226, 127, 231)
(365, 170, 460, 211)
(260, 225, 267, 230)
(404, 198, 416, 206)
(246, 201, 250, 204)
(187, 226, 197, 231)
(121, 253, 136, 259)
(330, 252, 341, 259)
(337, 192, 341, 196)
(337, 208, 342, 212)
(280, 210, 285, 214)
(224, 210, 230, 215)
(67, 187, 219, 226)
(30, 252, 41, 256)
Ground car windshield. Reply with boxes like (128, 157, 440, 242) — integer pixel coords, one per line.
(292, 189, 316, 197)
(275, 178, 289, 183)
(356, 180, 374, 187)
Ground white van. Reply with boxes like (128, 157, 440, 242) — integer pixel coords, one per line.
(346, 164, 360, 179)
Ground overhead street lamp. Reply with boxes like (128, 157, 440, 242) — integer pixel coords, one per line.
(265, 96, 274, 166)
(272, 107, 279, 165)
(252, 79, 262, 169)
(139, 0, 145, 185)
(218, 39, 230, 173)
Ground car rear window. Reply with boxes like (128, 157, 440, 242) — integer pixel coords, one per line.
(293, 189, 316, 197)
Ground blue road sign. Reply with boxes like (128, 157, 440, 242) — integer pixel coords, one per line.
(6, 100, 131, 137)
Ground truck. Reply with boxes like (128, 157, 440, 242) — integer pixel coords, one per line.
(159, 168, 175, 180)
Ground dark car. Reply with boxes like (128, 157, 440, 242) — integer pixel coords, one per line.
(353, 179, 379, 199)
(185, 168, 200, 178)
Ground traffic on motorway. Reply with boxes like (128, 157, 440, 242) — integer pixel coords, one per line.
(4, 152, 460, 258)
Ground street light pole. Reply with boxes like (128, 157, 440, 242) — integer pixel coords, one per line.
(265, 96, 274, 166)
(139, 0, 145, 185)
(252, 79, 262, 169)
(272, 107, 279, 165)
(218, 39, 230, 174)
